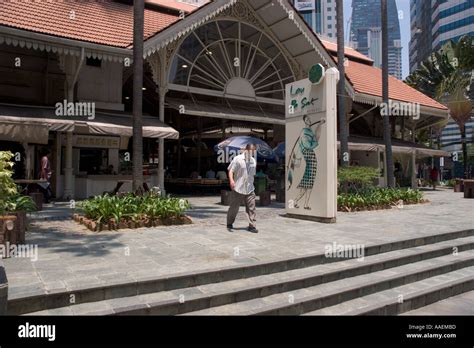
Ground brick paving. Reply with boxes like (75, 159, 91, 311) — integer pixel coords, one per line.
(3, 189, 473, 300)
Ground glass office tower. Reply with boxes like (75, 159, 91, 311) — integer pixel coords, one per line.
(350, 0, 402, 79)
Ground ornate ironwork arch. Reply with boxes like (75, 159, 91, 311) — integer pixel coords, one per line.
(168, 19, 296, 102)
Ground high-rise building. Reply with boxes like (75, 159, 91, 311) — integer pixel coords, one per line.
(409, 0, 433, 72)
(409, 1, 474, 155)
(432, 0, 474, 51)
(293, 0, 337, 39)
(439, 120, 474, 154)
(410, 0, 474, 73)
(350, 0, 403, 80)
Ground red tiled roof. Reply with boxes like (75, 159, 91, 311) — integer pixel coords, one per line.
(345, 59, 447, 110)
(0, 1, 180, 48)
(320, 38, 373, 64)
(319, 41, 447, 111)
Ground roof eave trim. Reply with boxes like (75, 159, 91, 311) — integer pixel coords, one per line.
(0, 26, 132, 62)
(353, 92, 449, 118)
(144, 0, 238, 57)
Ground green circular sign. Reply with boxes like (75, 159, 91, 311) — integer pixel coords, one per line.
(309, 64, 325, 84)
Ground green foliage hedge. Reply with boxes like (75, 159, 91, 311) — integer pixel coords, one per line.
(79, 193, 190, 224)
(337, 166, 425, 211)
(338, 166, 380, 193)
(338, 188, 424, 212)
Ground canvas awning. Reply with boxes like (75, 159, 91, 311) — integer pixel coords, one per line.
(0, 104, 179, 144)
(337, 136, 449, 158)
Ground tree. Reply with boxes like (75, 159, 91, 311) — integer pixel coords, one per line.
(406, 35, 474, 178)
(381, 0, 394, 187)
(132, 0, 144, 191)
(336, 0, 349, 168)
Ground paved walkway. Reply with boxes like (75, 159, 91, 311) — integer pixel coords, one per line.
(3, 189, 474, 300)
(403, 291, 474, 315)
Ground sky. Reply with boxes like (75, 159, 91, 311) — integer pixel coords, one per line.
(343, 0, 411, 79)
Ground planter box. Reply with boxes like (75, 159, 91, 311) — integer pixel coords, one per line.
(464, 180, 474, 199)
(13, 211, 26, 244)
(0, 211, 26, 247)
(0, 216, 16, 246)
(73, 214, 192, 231)
(0, 258, 7, 315)
(28, 192, 43, 211)
(454, 179, 464, 192)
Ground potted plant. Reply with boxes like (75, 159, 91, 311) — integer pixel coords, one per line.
(0, 151, 36, 246)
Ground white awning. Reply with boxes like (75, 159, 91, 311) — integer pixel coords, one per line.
(338, 136, 449, 158)
(0, 104, 179, 143)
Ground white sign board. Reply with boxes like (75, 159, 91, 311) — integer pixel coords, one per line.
(294, 0, 315, 11)
(287, 79, 324, 118)
(285, 66, 339, 222)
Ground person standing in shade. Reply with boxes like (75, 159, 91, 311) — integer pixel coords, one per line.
(39, 149, 53, 203)
(430, 166, 439, 191)
(227, 144, 258, 233)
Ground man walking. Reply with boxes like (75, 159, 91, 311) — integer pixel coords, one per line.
(227, 144, 258, 233)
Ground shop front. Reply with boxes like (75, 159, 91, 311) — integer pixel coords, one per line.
(0, 104, 178, 200)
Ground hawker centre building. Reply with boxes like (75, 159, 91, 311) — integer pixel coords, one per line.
(0, 0, 449, 199)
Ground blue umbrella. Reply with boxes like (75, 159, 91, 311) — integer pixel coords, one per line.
(274, 142, 285, 162)
(214, 136, 276, 161)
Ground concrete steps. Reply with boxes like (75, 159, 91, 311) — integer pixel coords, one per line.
(185, 252, 474, 315)
(12, 228, 474, 315)
(17, 230, 474, 316)
(401, 290, 474, 315)
(304, 269, 474, 315)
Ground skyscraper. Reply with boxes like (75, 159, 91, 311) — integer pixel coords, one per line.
(350, 0, 403, 80)
(410, 0, 474, 72)
(432, 0, 474, 51)
(409, 0, 474, 156)
(293, 0, 337, 39)
(409, 0, 433, 72)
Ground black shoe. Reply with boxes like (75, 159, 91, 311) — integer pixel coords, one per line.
(227, 224, 234, 232)
(248, 226, 258, 233)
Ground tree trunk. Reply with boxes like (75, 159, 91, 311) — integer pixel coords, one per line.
(336, 0, 349, 168)
(381, 0, 395, 187)
(461, 127, 469, 178)
(132, 0, 144, 191)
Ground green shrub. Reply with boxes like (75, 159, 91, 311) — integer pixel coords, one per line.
(0, 151, 36, 214)
(3, 195, 37, 213)
(444, 179, 456, 187)
(78, 193, 190, 224)
(338, 166, 380, 194)
(338, 187, 424, 212)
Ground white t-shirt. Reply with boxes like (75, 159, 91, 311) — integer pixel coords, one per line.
(228, 153, 257, 195)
